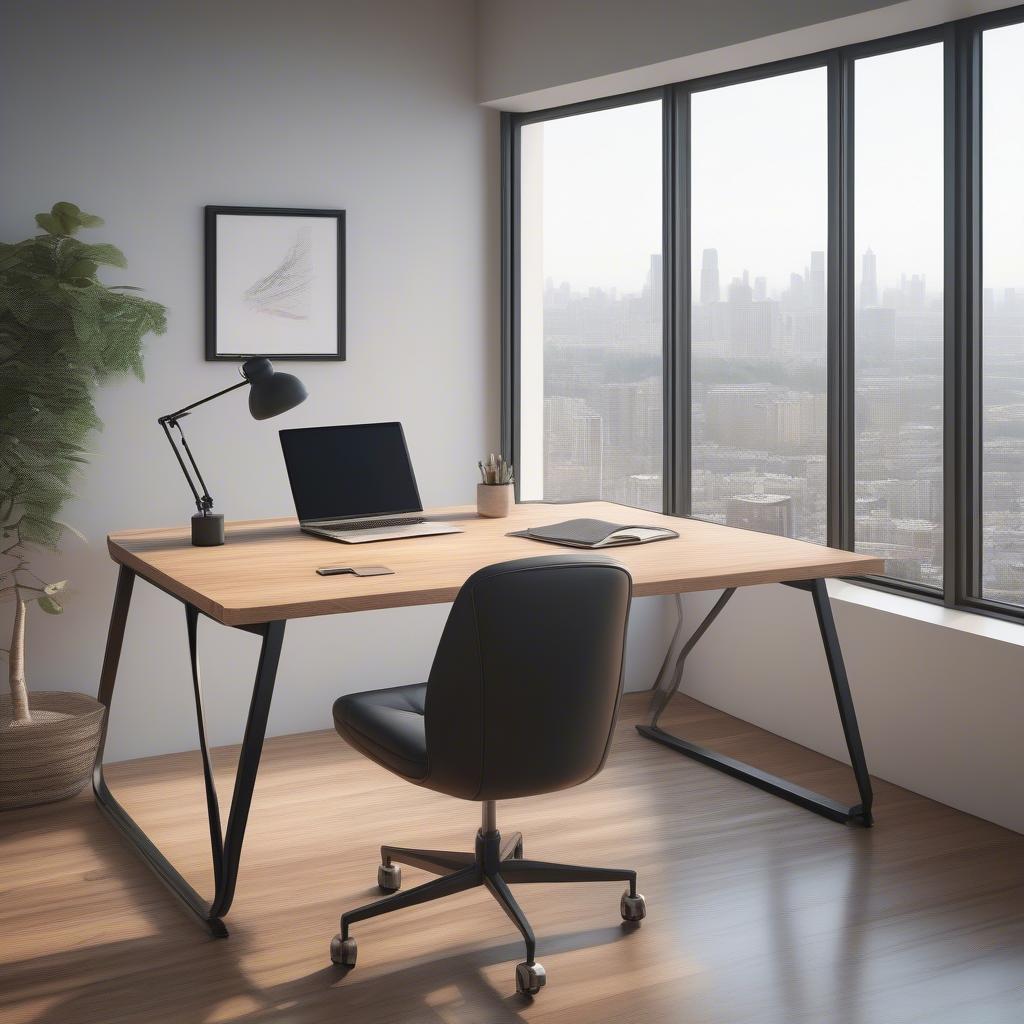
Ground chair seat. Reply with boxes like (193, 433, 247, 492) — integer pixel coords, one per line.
(332, 683, 428, 781)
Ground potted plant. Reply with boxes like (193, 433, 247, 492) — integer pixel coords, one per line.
(0, 203, 166, 809)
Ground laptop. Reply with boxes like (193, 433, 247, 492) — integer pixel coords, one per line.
(279, 422, 463, 544)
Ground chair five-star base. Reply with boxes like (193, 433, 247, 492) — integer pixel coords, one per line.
(330, 801, 646, 997)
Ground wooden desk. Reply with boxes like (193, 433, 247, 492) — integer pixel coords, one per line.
(96, 502, 883, 935)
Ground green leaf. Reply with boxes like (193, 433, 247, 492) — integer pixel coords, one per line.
(79, 243, 126, 268)
(43, 580, 67, 595)
(2, 204, 165, 552)
(78, 213, 104, 228)
(37, 595, 63, 614)
(66, 259, 98, 279)
(47, 203, 93, 237)
(35, 213, 62, 235)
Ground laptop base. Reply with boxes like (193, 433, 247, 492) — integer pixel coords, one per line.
(302, 523, 463, 544)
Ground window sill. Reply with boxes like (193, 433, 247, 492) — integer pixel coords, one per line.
(828, 579, 1024, 649)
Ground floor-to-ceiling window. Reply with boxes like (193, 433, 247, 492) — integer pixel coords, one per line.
(506, 7, 1024, 623)
(516, 99, 664, 510)
(690, 66, 828, 543)
(981, 20, 1024, 608)
(853, 42, 945, 587)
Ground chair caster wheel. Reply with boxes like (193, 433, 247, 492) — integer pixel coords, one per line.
(330, 934, 357, 966)
(515, 960, 546, 996)
(621, 890, 647, 923)
(378, 862, 402, 892)
(512, 840, 523, 859)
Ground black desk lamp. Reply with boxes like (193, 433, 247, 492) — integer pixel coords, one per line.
(159, 357, 308, 546)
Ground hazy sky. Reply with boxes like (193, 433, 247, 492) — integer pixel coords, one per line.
(524, 100, 662, 294)
(690, 65, 829, 299)
(853, 43, 943, 297)
(983, 21, 1024, 292)
(528, 27, 1023, 297)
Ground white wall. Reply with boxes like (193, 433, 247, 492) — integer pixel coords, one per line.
(1, 0, 670, 762)
(681, 585, 1024, 834)
(0, 0, 494, 761)
(477, 0, 1011, 109)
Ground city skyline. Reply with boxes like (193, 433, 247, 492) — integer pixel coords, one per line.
(528, 241, 1023, 606)
(530, 39, 1023, 297)
(545, 240, 1024, 315)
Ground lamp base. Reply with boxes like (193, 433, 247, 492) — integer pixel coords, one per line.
(191, 513, 225, 547)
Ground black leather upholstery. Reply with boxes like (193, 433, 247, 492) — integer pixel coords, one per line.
(332, 556, 632, 801)
(333, 682, 427, 781)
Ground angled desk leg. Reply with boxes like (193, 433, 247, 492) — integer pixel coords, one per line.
(93, 564, 287, 936)
(636, 578, 874, 828)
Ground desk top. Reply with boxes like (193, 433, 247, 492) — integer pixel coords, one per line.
(108, 502, 884, 626)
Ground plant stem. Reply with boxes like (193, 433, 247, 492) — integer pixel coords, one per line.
(9, 595, 30, 722)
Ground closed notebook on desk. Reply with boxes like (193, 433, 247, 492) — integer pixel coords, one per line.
(508, 518, 679, 549)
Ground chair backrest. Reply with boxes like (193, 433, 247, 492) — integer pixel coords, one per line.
(423, 555, 632, 801)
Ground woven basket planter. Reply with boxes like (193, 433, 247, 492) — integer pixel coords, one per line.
(0, 691, 106, 810)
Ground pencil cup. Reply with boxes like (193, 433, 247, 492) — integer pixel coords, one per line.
(477, 483, 513, 518)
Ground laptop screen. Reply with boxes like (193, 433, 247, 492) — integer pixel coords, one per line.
(279, 423, 424, 523)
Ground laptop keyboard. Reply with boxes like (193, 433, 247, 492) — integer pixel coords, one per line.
(319, 517, 426, 532)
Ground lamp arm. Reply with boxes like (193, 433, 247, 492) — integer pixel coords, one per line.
(160, 417, 207, 514)
(175, 420, 216, 514)
(159, 378, 249, 422)
(158, 375, 251, 516)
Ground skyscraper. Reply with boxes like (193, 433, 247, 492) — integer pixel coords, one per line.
(856, 306, 896, 363)
(809, 250, 826, 353)
(543, 396, 603, 501)
(905, 273, 926, 310)
(809, 251, 825, 315)
(647, 253, 663, 335)
(700, 248, 720, 306)
(860, 247, 878, 308)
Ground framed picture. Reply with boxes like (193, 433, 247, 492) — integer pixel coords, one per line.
(205, 206, 345, 361)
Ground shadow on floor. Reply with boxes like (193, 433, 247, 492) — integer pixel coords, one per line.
(7, 921, 637, 1024)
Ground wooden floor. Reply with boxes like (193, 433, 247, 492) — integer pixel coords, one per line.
(2, 692, 1022, 1024)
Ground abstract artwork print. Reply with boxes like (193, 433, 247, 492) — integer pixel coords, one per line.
(205, 207, 345, 360)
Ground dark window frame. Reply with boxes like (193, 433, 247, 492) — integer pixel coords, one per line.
(501, 3, 1024, 626)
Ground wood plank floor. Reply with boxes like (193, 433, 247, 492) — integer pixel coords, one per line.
(2, 692, 1022, 1024)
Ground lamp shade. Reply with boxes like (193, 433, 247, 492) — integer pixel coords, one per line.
(242, 357, 308, 421)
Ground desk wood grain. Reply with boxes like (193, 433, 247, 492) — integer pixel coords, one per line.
(107, 502, 884, 626)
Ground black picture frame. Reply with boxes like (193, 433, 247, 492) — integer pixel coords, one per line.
(204, 205, 346, 361)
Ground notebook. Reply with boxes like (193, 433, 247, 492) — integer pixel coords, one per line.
(508, 518, 679, 549)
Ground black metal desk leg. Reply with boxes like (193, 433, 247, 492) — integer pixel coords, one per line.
(650, 593, 686, 696)
(93, 565, 136, 761)
(185, 604, 226, 900)
(93, 568, 286, 936)
(637, 580, 874, 827)
(647, 588, 735, 728)
(809, 578, 874, 824)
(208, 618, 284, 920)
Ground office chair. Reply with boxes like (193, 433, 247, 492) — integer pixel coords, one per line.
(329, 555, 645, 995)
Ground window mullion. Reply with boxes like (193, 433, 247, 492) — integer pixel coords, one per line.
(951, 22, 983, 606)
(829, 52, 856, 551)
(674, 85, 691, 517)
